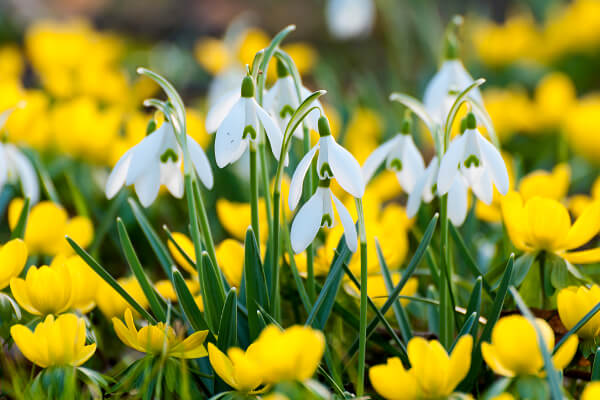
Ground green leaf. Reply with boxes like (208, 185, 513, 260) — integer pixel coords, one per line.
(283, 90, 326, 147)
(512, 253, 537, 287)
(376, 239, 412, 341)
(217, 288, 238, 352)
(592, 348, 600, 381)
(136, 68, 186, 134)
(510, 287, 563, 400)
(255, 25, 296, 104)
(171, 269, 212, 336)
(244, 227, 270, 340)
(451, 312, 477, 353)
(515, 376, 549, 400)
(116, 218, 166, 322)
(10, 197, 29, 240)
(66, 237, 156, 324)
(65, 171, 88, 217)
(200, 252, 226, 334)
(23, 149, 60, 204)
(128, 198, 175, 280)
(449, 224, 493, 297)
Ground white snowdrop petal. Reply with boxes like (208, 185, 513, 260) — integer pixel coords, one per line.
(291, 189, 324, 254)
(106, 149, 133, 199)
(470, 169, 493, 205)
(215, 99, 246, 168)
(397, 135, 425, 192)
(437, 134, 465, 195)
(447, 175, 468, 226)
(6, 145, 40, 204)
(477, 133, 509, 195)
(206, 90, 240, 133)
(289, 144, 319, 211)
(125, 125, 167, 185)
(161, 161, 184, 199)
(326, 137, 365, 197)
(134, 163, 161, 207)
(253, 99, 285, 162)
(332, 193, 358, 253)
(361, 136, 397, 184)
(186, 135, 214, 189)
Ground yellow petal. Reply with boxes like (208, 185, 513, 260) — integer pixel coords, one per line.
(228, 347, 262, 392)
(0, 239, 28, 289)
(170, 330, 208, 359)
(208, 343, 237, 389)
(564, 201, 600, 250)
(551, 334, 578, 371)
(500, 191, 530, 251)
(582, 382, 600, 400)
(489, 315, 542, 376)
(72, 343, 97, 367)
(216, 239, 245, 288)
(407, 337, 449, 397)
(525, 197, 571, 251)
(446, 335, 473, 393)
(11, 324, 47, 368)
(10, 277, 39, 315)
(563, 248, 600, 264)
(167, 232, 197, 275)
(61, 216, 94, 254)
(369, 357, 418, 400)
(481, 342, 515, 377)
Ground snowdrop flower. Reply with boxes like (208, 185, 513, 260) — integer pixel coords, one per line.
(361, 117, 425, 192)
(0, 107, 39, 204)
(264, 59, 322, 139)
(423, 57, 483, 126)
(325, 0, 375, 40)
(288, 116, 365, 211)
(213, 75, 284, 168)
(105, 121, 213, 207)
(290, 178, 357, 253)
(407, 156, 469, 226)
(437, 112, 509, 206)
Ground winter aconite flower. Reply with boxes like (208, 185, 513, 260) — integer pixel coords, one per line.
(105, 121, 213, 207)
(10, 263, 72, 316)
(212, 75, 284, 168)
(369, 335, 473, 400)
(51, 254, 100, 314)
(437, 112, 509, 206)
(501, 192, 600, 263)
(167, 231, 197, 275)
(582, 382, 600, 400)
(208, 342, 263, 393)
(112, 308, 208, 359)
(558, 285, 600, 340)
(8, 198, 93, 256)
(0, 239, 27, 290)
(96, 277, 148, 319)
(518, 163, 570, 202)
(11, 313, 96, 368)
(481, 315, 578, 377)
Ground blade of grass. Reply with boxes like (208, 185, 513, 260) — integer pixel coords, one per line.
(10, 197, 29, 240)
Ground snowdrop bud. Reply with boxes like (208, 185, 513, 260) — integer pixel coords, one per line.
(400, 114, 412, 135)
(241, 76, 255, 98)
(276, 58, 290, 78)
(465, 112, 476, 130)
(444, 15, 463, 60)
(318, 116, 331, 137)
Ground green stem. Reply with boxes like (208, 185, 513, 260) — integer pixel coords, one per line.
(439, 194, 454, 349)
(303, 125, 316, 301)
(355, 198, 368, 396)
(249, 145, 260, 252)
(271, 191, 281, 320)
(258, 141, 273, 237)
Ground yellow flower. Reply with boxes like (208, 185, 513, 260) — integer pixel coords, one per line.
(194, 38, 230, 75)
(290, 246, 331, 278)
(249, 325, 325, 383)
(0, 45, 24, 81)
(167, 232, 197, 275)
(51, 255, 99, 314)
(10, 263, 72, 316)
(10, 313, 96, 368)
(345, 275, 418, 309)
(518, 163, 570, 202)
(237, 28, 270, 67)
(564, 94, 600, 163)
(534, 73, 576, 129)
(483, 87, 537, 140)
(112, 308, 208, 358)
(481, 315, 578, 377)
(0, 239, 28, 290)
(582, 381, 600, 400)
(8, 198, 94, 256)
(216, 239, 245, 288)
(501, 191, 600, 263)
(365, 170, 403, 202)
(208, 342, 263, 392)
(369, 335, 472, 400)
(216, 198, 268, 242)
(186, 108, 211, 149)
(557, 285, 600, 340)
(568, 176, 600, 218)
(96, 277, 148, 319)
(281, 42, 317, 76)
(155, 279, 199, 302)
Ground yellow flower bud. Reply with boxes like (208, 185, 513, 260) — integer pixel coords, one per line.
(208, 342, 263, 393)
(95, 277, 148, 320)
(10, 263, 72, 316)
(0, 239, 28, 290)
(50, 255, 99, 314)
(557, 285, 600, 340)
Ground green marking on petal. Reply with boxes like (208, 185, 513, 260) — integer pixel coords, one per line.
(243, 125, 257, 140)
(319, 163, 333, 178)
(321, 214, 333, 228)
(160, 148, 179, 163)
(389, 158, 403, 172)
(279, 104, 295, 119)
(318, 178, 331, 188)
(464, 155, 480, 168)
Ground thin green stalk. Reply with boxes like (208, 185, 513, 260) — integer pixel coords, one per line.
(249, 145, 260, 253)
(192, 177, 220, 283)
(271, 190, 281, 320)
(303, 125, 316, 301)
(439, 194, 454, 349)
(258, 141, 273, 237)
(355, 198, 368, 396)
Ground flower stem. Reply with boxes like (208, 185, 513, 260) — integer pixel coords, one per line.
(271, 190, 281, 320)
(439, 193, 454, 349)
(355, 198, 368, 396)
(249, 144, 260, 252)
(303, 125, 316, 301)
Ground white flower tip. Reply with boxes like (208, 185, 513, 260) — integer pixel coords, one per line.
(136, 67, 147, 75)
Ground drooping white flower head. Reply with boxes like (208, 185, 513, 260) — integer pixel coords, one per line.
(325, 0, 376, 40)
(291, 179, 358, 253)
(361, 117, 425, 192)
(212, 76, 284, 168)
(423, 58, 483, 126)
(407, 155, 469, 226)
(105, 121, 213, 207)
(288, 115, 365, 211)
(0, 107, 40, 204)
(437, 112, 509, 206)
(264, 59, 322, 139)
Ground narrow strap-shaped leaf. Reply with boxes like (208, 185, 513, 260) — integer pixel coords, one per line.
(66, 237, 156, 323)
(345, 213, 438, 361)
(511, 287, 563, 400)
(592, 348, 600, 381)
(10, 197, 29, 240)
(465, 277, 482, 324)
(65, 171, 89, 217)
(450, 224, 493, 297)
(244, 228, 270, 340)
(171, 269, 212, 337)
(137, 68, 186, 133)
(163, 225, 196, 270)
(116, 218, 166, 322)
(554, 299, 600, 353)
(200, 252, 226, 334)
(217, 288, 238, 352)
(128, 198, 175, 280)
(450, 312, 477, 353)
(376, 238, 412, 342)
